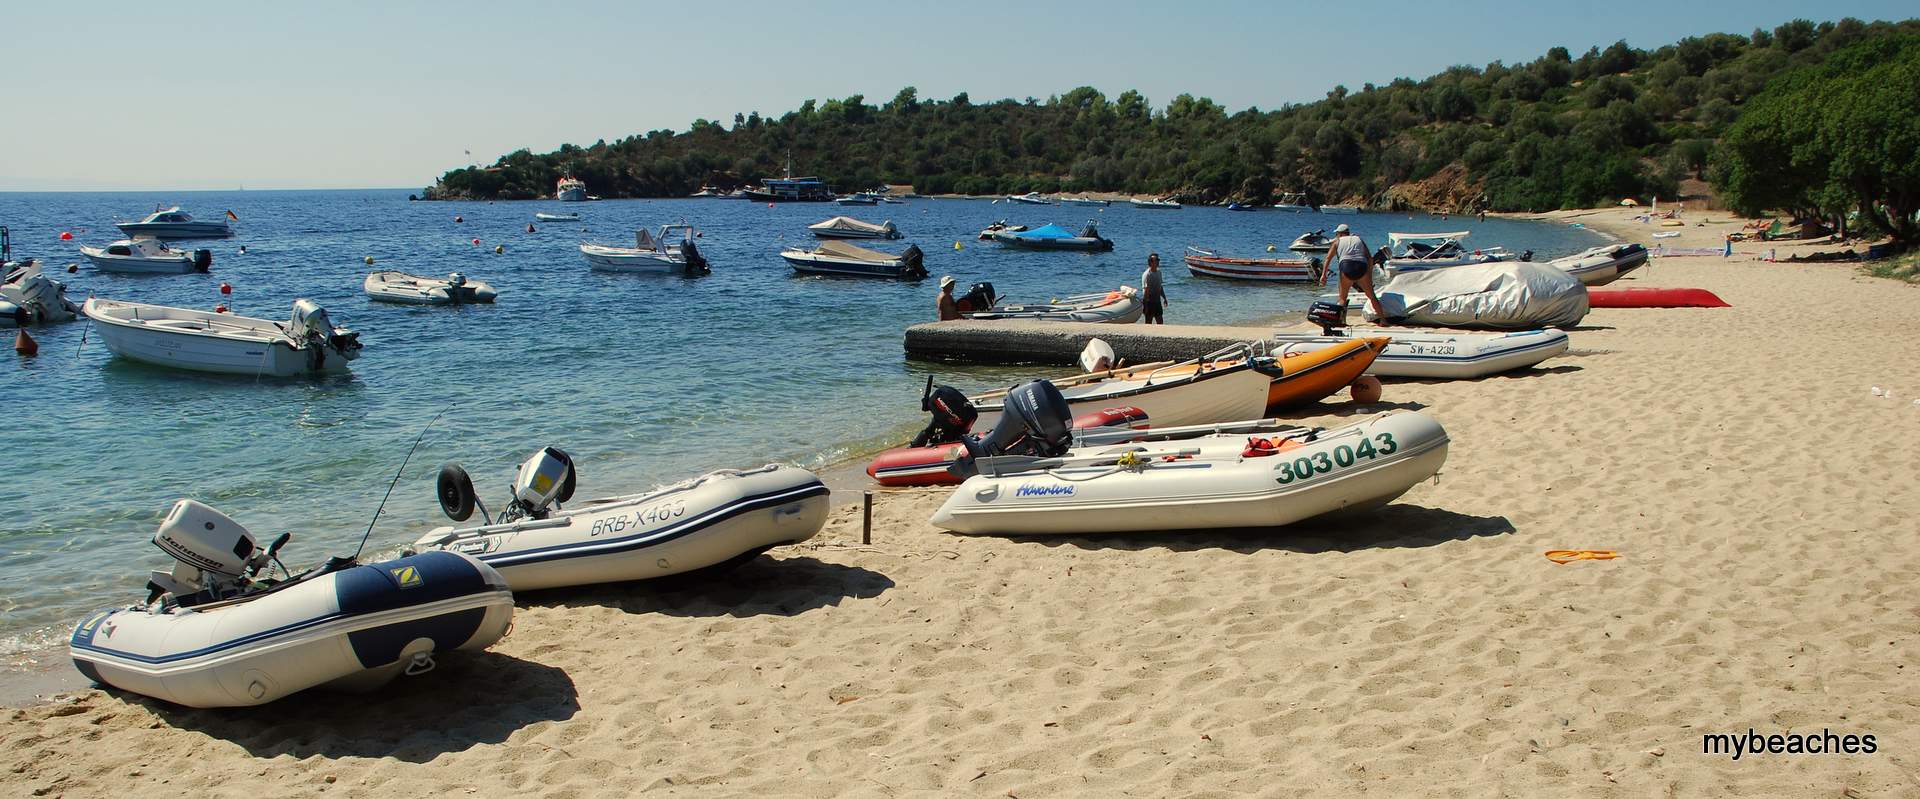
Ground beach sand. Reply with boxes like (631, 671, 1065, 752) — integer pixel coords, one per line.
(5, 221, 1918, 797)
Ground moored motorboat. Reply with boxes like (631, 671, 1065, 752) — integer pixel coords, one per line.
(967, 286, 1141, 323)
(990, 221, 1113, 251)
(782, 241, 927, 278)
(1129, 198, 1181, 209)
(1273, 192, 1314, 213)
(978, 221, 1027, 240)
(808, 216, 901, 240)
(1061, 197, 1110, 207)
(1586, 287, 1729, 308)
(1542, 243, 1649, 286)
(534, 212, 581, 222)
(835, 193, 881, 205)
(80, 237, 212, 274)
(115, 206, 233, 240)
(83, 297, 363, 376)
(579, 224, 710, 274)
(929, 410, 1449, 535)
(364, 271, 498, 305)
(1289, 229, 1333, 252)
(1318, 204, 1361, 215)
(556, 176, 588, 202)
(1184, 246, 1324, 282)
(413, 448, 830, 591)
(69, 500, 514, 707)
(1004, 192, 1054, 205)
(1, 262, 81, 327)
(1272, 316, 1570, 379)
(743, 176, 835, 202)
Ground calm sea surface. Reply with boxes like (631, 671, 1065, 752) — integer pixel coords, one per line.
(0, 189, 1603, 651)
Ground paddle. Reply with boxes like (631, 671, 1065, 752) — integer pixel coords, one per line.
(974, 446, 1203, 477)
(1072, 418, 1304, 446)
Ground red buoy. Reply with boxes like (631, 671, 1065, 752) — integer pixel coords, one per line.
(219, 282, 233, 295)
(215, 305, 229, 314)
(14, 329, 37, 357)
(59, 231, 73, 241)
(471, 238, 481, 245)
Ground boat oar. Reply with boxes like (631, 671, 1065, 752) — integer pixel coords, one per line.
(975, 446, 1202, 477)
(1073, 418, 1302, 446)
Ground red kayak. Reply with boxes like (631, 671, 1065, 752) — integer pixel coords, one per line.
(868, 406, 1149, 487)
(1587, 287, 1730, 308)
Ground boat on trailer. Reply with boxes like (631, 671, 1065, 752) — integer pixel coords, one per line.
(1184, 246, 1324, 282)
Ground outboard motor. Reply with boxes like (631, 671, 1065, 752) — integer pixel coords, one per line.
(191, 249, 213, 272)
(1520, 249, 1534, 262)
(973, 380, 1074, 458)
(955, 281, 997, 314)
(1307, 300, 1348, 334)
(911, 377, 978, 447)
(899, 244, 925, 278)
(437, 446, 579, 525)
(289, 299, 363, 369)
(1371, 246, 1390, 266)
(446, 272, 470, 303)
(680, 238, 710, 275)
(147, 499, 290, 607)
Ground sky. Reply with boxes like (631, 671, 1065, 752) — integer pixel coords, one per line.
(1, 0, 1909, 191)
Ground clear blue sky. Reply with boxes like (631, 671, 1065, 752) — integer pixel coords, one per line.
(2, 0, 1907, 191)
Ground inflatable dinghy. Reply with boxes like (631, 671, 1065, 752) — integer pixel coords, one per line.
(414, 447, 830, 591)
(1275, 310, 1569, 379)
(363, 270, 498, 305)
(69, 500, 513, 708)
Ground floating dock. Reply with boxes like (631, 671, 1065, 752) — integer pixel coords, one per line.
(903, 320, 1275, 366)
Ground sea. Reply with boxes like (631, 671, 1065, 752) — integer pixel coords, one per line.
(0, 189, 1604, 655)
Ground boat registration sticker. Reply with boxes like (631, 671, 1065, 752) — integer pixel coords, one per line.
(1274, 433, 1398, 485)
(390, 565, 423, 589)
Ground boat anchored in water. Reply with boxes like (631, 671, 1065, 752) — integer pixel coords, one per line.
(364, 271, 498, 305)
(1061, 197, 1110, 207)
(556, 176, 588, 202)
(115, 206, 234, 240)
(1129, 198, 1181, 209)
(1183, 246, 1324, 282)
(413, 447, 831, 591)
(534, 212, 581, 222)
(2, 262, 81, 327)
(782, 241, 926, 279)
(1289, 229, 1334, 252)
(579, 224, 710, 274)
(1004, 192, 1055, 205)
(990, 221, 1113, 251)
(80, 237, 212, 273)
(1382, 231, 1522, 276)
(808, 216, 902, 240)
(69, 499, 514, 707)
(83, 297, 363, 376)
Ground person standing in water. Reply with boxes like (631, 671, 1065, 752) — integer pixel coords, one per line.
(1330, 224, 1389, 324)
(937, 275, 961, 321)
(1140, 253, 1166, 324)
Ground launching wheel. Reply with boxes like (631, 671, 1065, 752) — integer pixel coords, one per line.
(437, 463, 477, 521)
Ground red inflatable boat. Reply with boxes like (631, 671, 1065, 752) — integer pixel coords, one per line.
(1587, 287, 1730, 308)
(868, 406, 1149, 487)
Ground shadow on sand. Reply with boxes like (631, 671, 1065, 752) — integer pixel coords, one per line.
(1005, 504, 1515, 555)
(141, 651, 577, 761)
(527, 555, 895, 619)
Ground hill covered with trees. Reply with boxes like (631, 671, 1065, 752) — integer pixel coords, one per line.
(427, 17, 1916, 216)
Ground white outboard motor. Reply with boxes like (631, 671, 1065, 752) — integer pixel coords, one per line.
(147, 500, 289, 606)
(510, 447, 575, 519)
(288, 298, 363, 369)
(446, 272, 468, 288)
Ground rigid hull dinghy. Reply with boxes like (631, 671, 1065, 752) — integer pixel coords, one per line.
(782, 241, 927, 279)
(415, 448, 830, 591)
(69, 500, 514, 708)
(929, 411, 1449, 535)
(1, 263, 81, 326)
(1183, 247, 1324, 282)
(1071, 338, 1386, 410)
(364, 271, 498, 304)
(579, 225, 709, 274)
(83, 297, 363, 376)
(80, 238, 212, 274)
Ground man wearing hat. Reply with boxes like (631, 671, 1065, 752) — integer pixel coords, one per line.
(1329, 223, 1387, 323)
(937, 275, 962, 321)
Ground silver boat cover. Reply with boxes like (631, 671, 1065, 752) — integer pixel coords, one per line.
(1371, 262, 1589, 330)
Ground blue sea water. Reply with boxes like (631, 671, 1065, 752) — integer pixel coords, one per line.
(0, 189, 1603, 650)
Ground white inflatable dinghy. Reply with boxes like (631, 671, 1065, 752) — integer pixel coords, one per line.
(1271, 319, 1569, 379)
(69, 500, 514, 708)
(364, 270, 498, 305)
(930, 411, 1448, 535)
(413, 447, 830, 591)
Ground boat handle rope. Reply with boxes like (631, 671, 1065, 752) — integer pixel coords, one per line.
(404, 652, 437, 676)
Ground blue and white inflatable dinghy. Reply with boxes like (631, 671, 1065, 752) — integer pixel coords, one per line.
(70, 500, 515, 708)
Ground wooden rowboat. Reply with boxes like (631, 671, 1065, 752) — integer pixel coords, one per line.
(1184, 247, 1325, 283)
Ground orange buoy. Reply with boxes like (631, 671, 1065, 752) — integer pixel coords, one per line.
(1350, 376, 1383, 403)
(14, 329, 37, 356)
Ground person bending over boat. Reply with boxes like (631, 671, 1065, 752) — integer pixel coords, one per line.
(1330, 224, 1388, 324)
(938, 275, 962, 321)
(1141, 253, 1166, 324)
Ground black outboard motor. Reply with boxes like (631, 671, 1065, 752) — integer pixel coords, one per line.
(955, 282, 997, 314)
(911, 379, 978, 447)
(192, 249, 213, 272)
(680, 239, 710, 275)
(1371, 246, 1390, 266)
(1307, 300, 1348, 334)
(899, 244, 925, 278)
(972, 380, 1073, 458)
(1520, 249, 1534, 262)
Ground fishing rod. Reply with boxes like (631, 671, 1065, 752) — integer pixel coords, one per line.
(349, 405, 452, 562)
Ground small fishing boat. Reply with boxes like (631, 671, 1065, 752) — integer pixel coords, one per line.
(1110, 337, 1385, 410)
(1061, 197, 1110, 207)
(834, 193, 881, 205)
(556, 176, 588, 202)
(743, 176, 835, 202)
(1272, 317, 1570, 379)
(929, 410, 1449, 535)
(1319, 205, 1361, 215)
(990, 222, 1114, 251)
(80, 237, 212, 273)
(808, 216, 902, 240)
(534, 212, 581, 222)
(1129, 198, 1181, 209)
(364, 271, 498, 305)
(1273, 192, 1314, 213)
(1289, 229, 1334, 252)
(1382, 231, 1521, 276)
(1184, 246, 1324, 282)
(1542, 243, 1649, 286)
(1004, 192, 1054, 205)
(414, 448, 830, 592)
(69, 499, 514, 707)
(782, 241, 927, 279)
(1586, 287, 1729, 308)
(967, 342, 1283, 432)
(83, 297, 363, 376)
(115, 206, 233, 240)
(967, 287, 1142, 323)
(580, 224, 710, 274)
(1226, 203, 1262, 212)
(1, 262, 81, 327)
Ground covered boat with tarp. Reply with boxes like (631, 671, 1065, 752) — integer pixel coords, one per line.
(990, 222, 1114, 251)
(808, 216, 901, 240)
(781, 241, 926, 279)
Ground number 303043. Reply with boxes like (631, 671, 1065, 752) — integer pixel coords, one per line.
(1274, 433, 1398, 484)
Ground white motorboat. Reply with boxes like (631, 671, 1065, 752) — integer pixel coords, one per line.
(556, 176, 588, 202)
(967, 286, 1141, 323)
(2, 262, 81, 327)
(1269, 321, 1570, 379)
(80, 237, 212, 273)
(579, 224, 710, 274)
(414, 448, 830, 591)
(1542, 243, 1648, 286)
(1061, 197, 1111, 207)
(364, 271, 498, 305)
(1319, 205, 1361, 215)
(1289, 229, 1334, 252)
(1273, 192, 1314, 213)
(834, 193, 882, 205)
(115, 206, 233, 240)
(1129, 198, 1181, 209)
(930, 411, 1448, 535)
(534, 212, 581, 222)
(1382, 231, 1518, 276)
(967, 343, 1279, 432)
(782, 241, 927, 279)
(808, 216, 901, 239)
(1004, 192, 1055, 205)
(82, 297, 363, 376)
(69, 499, 513, 708)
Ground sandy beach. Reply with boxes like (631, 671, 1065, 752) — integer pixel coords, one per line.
(6, 211, 1918, 797)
